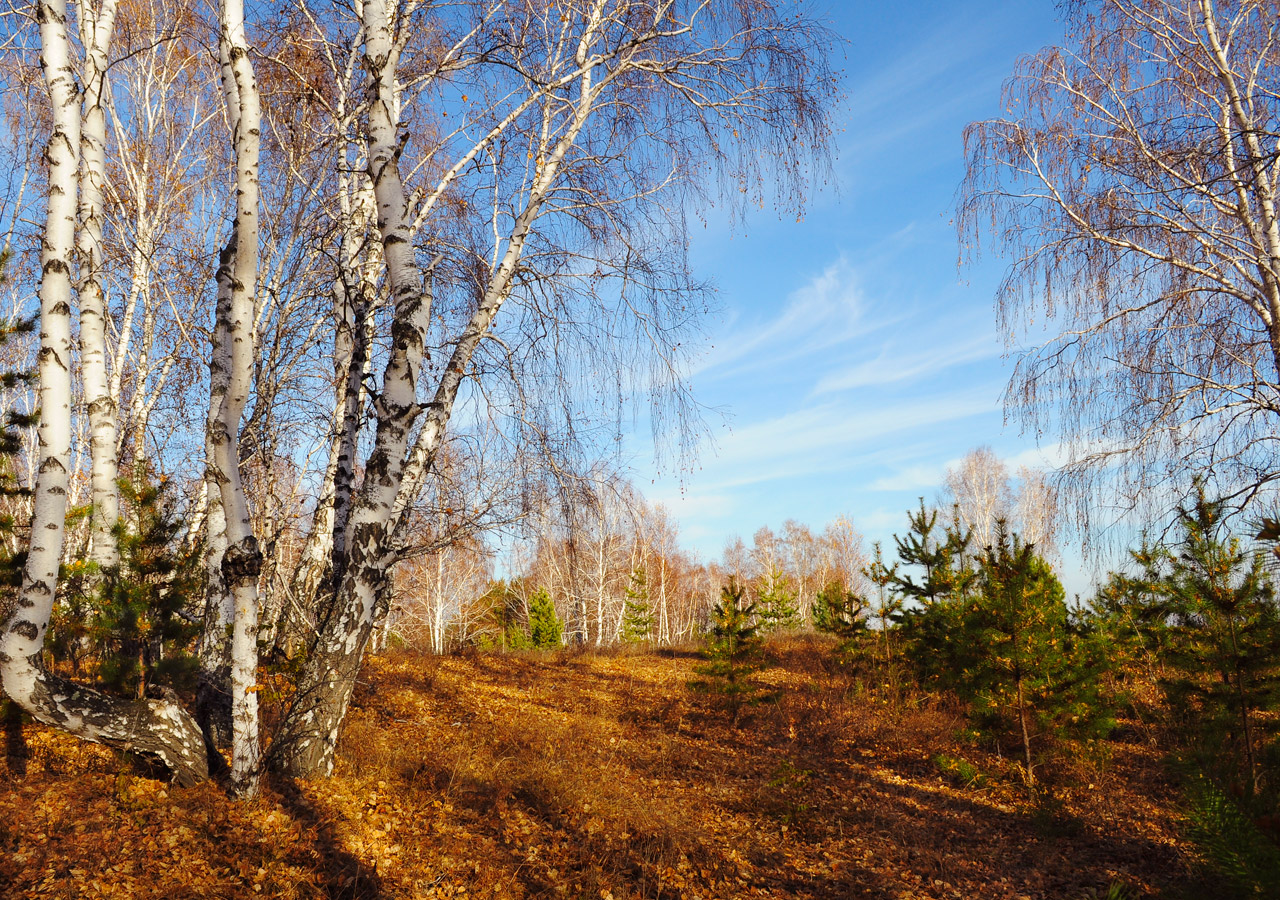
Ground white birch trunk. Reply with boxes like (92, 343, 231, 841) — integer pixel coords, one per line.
(212, 0, 263, 797)
(275, 1, 610, 778)
(0, 0, 206, 787)
(273, 0, 431, 775)
(76, 0, 120, 570)
(290, 183, 376, 633)
(197, 415, 233, 768)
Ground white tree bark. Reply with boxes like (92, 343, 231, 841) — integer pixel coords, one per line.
(211, 0, 264, 797)
(272, 0, 433, 771)
(197, 416, 233, 769)
(0, 0, 206, 788)
(277, 0, 606, 775)
(76, 0, 121, 570)
(290, 117, 378, 635)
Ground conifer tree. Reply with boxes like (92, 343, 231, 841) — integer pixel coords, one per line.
(692, 581, 767, 715)
(53, 474, 204, 699)
(527, 588, 563, 649)
(1153, 493, 1280, 796)
(964, 524, 1108, 785)
(893, 501, 977, 688)
(471, 579, 534, 651)
(756, 564, 801, 633)
(1088, 544, 1178, 689)
(892, 500, 974, 606)
(863, 543, 905, 691)
(864, 543, 901, 630)
(620, 567, 653, 644)
(812, 582, 868, 641)
(1090, 493, 1280, 893)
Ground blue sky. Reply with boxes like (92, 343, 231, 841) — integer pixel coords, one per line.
(631, 2, 1104, 594)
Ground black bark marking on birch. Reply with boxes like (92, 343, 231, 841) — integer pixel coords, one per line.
(222, 536, 263, 582)
(10, 622, 37, 640)
(36, 456, 66, 475)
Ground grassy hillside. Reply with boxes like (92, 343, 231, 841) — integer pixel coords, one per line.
(0, 637, 1194, 898)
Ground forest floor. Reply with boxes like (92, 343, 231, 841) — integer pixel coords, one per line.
(0, 635, 1201, 899)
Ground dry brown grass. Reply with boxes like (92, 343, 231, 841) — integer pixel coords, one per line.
(1, 636, 1198, 899)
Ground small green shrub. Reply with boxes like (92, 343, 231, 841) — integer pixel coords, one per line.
(1078, 884, 1136, 900)
(934, 753, 985, 788)
(763, 758, 814, 828)
(1184, 774, 1280, 898)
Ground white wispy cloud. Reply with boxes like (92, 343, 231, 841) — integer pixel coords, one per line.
(695, 257, 874, 379)
(1003, 442, 1071, 471)
(695, 386, 1000, 489)
(868, 463, 949, 493)
(813, 331, 1001, 394)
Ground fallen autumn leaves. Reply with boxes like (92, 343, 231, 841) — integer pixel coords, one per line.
(2, 637, 1193, 898)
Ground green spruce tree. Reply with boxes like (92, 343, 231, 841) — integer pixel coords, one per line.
(471, 579, 533, 651)
(863, 543, 905, 695)
(864, 543, 903, 644)
(692, 581, 768, 715)
(620, 567, 653, 643)
(963, 524, 1109, 785)
(1101, 493, 1280, 895)
(527, 587, 563, 649)
(83, 474, 203, 699)
(892, 499, 975, 606)
(756, 564, 800, 633)
(893, 501, 978, 689)
(1156, 493, 1280, 796)
(812, 582, 868, 641)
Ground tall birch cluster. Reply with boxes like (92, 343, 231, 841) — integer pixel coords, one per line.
(961, 0, 1280, 526)
(0, 0, 209, 788)
(0, 0, 836, 786)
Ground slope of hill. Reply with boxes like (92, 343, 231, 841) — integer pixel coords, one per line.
(0, 637, 1192, 898)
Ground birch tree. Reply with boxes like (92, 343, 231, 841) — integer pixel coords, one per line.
(271, 0, 835, 777)
(941, 448, 1060, 558)
(960, 0, 1280, 526)
(210, 0, 264, 797)
(391, 527, 491, 653)
(944, 446, 1012, 551)
(98, 0, 223, 478)
(76, 0, 120, 570)
(0, 0, 206, 786)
